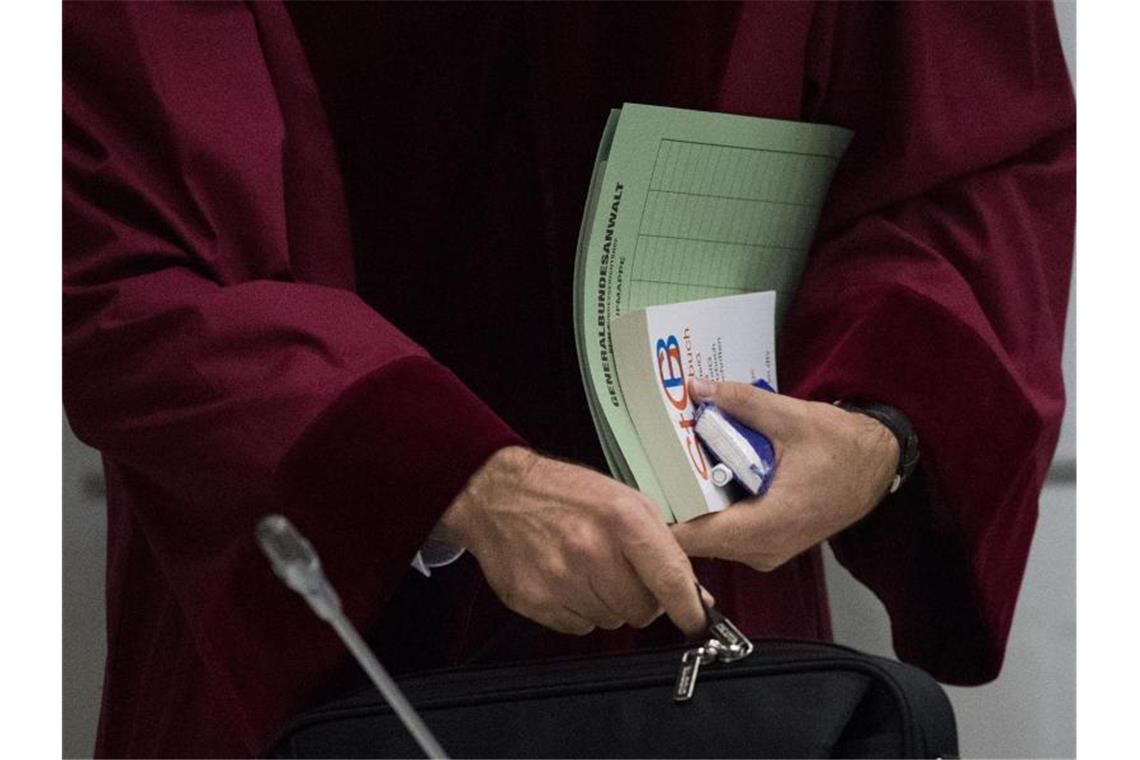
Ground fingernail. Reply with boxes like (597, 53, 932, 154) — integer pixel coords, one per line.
(690, 377, 715, 400)
(699, 585, 716, 608)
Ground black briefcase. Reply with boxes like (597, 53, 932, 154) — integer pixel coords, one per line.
(271, 638, 957, 758)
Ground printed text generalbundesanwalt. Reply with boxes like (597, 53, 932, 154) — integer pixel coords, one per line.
(596, 183, 623, 406)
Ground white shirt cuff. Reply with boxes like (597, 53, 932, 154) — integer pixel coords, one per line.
(410, 530, 466, 578)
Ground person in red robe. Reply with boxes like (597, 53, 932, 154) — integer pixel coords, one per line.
(63, 2, 1075, 756)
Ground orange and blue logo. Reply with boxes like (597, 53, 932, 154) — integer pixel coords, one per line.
(655, 333, 710, 481)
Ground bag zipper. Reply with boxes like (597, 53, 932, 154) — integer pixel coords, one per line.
(673, 604, 754, 702)
(290, 640, 936, 756)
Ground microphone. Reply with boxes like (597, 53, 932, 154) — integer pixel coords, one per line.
(257, 514, 449, 759)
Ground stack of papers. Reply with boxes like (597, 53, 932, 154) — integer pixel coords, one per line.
(611, 291, 778, 521)
(572, 104, 850, 523)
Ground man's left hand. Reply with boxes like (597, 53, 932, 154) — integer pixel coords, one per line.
(671, 378, 899, 572)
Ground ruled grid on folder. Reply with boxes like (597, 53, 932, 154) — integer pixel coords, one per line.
(626, 139, 838, 309)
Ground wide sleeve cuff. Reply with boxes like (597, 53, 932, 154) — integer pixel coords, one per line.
(273, 355, 525, 623)
(782, 281, 1055, 685)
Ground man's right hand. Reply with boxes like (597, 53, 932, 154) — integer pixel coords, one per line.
(438, 446, 710, 638)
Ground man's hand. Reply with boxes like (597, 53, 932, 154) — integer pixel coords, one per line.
(672, 379, 899, 572)
(439, 446, 711, 637)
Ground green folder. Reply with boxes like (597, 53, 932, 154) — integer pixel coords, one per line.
(573, 103, 851, 523)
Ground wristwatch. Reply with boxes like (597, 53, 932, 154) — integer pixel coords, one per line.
(834, 400, 920, 494)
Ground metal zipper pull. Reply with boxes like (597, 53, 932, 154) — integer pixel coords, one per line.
(673, 583, 757, 702)
(705, 605, 754, 662)
(695, 581, 755, 663)
(673, 640, 725, 703)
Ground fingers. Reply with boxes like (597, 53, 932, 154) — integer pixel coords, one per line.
(618, 510, 708, 638)
(545, 607, 597, 636)
(465, 452, 719, 638)
(576, 576, 627, 630)
(671, 496, 793, 572)
(689, 378, 801, 439)
(673, 493, 785, 558)
(498, 582, 599, 636)
(672, 507, 748, 559)
(591, 556, 664, 629)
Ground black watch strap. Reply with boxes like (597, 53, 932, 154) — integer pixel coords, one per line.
(834, 400, 920, 494)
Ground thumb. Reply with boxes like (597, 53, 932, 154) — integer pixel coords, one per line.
(689, 378, 796, 438)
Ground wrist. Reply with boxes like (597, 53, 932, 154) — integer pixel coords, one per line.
(862, 415, 901, 498)
(834, 399, 920, 495)
(438, 445, 535, 547)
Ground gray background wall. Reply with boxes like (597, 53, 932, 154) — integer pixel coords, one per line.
(61, 4, 1078, 756)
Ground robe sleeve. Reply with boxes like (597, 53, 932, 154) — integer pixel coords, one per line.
(63, 2, 522, 751)
(782, 1, 1075, 684)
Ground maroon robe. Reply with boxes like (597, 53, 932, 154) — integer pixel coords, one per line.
(63, 2, 1075, 756)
